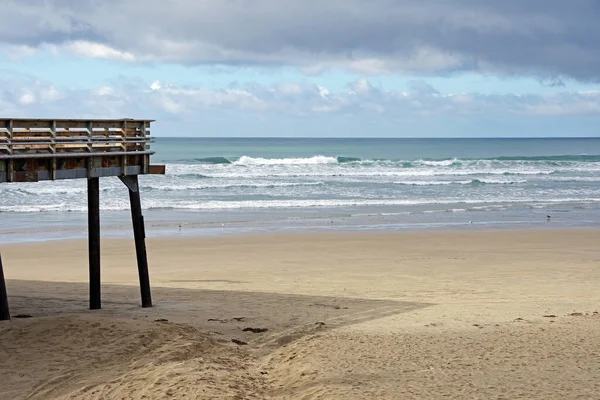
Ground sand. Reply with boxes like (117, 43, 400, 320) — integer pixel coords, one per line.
(1, 228, 600, 399)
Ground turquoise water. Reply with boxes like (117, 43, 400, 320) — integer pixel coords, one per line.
(155, 137, 600, 163)
(1, 137, 599, 242)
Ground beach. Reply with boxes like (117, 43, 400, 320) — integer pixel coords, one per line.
(1, 228, 600, 399)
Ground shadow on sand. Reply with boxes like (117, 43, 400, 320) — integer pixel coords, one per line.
(5, 279, 432, 351)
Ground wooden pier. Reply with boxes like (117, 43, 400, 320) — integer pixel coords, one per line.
(0, 118, 165, 320)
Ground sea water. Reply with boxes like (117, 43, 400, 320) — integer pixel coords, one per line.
(1, 137, 599, 243)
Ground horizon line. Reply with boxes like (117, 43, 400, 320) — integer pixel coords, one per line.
(153, 136, 600, 139)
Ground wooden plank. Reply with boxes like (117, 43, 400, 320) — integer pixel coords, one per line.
(6, 138, 152, 145)
(9, 121, 55, 129)
(86, 121, 93, 154)
(141, 123, 148, 173)
(8, 130, 97, 137)
(91, 121, 145, 129)
(0, 253, 10, 321)
(88, 177, 101, 310)
(50, 121, 57, 179)
(14, 171, 39, 182)
(0, 118, 154, 122)
(0, 118, 155, 121)
(148, 165, 166, 174)
(0, 150, 154, 160)
(7, 120, 13, 182)
(1, 120, 153, 131)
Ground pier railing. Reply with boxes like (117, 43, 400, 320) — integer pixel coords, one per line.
(0, 118, 165, 182)
(0, 117, 166, 318)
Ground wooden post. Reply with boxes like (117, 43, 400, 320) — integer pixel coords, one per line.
(0, 253, 10, 321)
(88, 177, 101, 310)
(50, 120, 57, 180)
(6, 120, 13, 183)
(120, 175, 152, 307)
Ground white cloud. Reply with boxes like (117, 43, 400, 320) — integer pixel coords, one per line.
(63, 41, 136, 61)
(39, 87, 63, 101)
(318, 86, 330, 98)
(2, 76, 600, 122)
(96, 86, 114, 96)
(276, 83, 304, 96)
(150, 81, 162, 91)
(18, 93, 35, 105)
(158, 97, 184, 114)
(6, 45, 37, 61)
(349, 78, 374, 95)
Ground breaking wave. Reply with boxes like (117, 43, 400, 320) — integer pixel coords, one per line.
(184, 154, 600, 168)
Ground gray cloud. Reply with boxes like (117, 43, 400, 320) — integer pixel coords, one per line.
(539, 77, 566, 88)
(3, 0, 600, 80)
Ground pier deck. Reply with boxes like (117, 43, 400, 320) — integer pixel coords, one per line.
(0, 118, 165, 320)
(0, 118, 164, 182)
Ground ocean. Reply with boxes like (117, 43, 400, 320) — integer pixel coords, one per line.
(1, 137, 599, 243)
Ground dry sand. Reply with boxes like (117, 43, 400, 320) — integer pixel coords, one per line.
(1, 228, 600, 399)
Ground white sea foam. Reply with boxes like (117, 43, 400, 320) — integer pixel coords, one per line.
(141, 181, 325, 191)
(1, 193, 599, 213)
(137, 197, 600, 211)
(207, 169, 555, 179)
(233, 155, 338, 165)
(393, 180, 457, 186)
(477, 178, 528, 184)
(162, 158, 600, 181)
(416, 158, 459, 167)
(393, 179, 527, 186)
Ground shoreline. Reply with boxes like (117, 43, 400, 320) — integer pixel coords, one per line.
(0, 224, 598, 248)
(0, 216, 594, 245)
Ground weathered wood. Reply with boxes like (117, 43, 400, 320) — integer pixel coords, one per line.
(0, 117, 163, 314)
(6, 120, 13, 182)
(88, 177, 101, 310)
(51, 121, 57, 180)
(149, 165, 166, 174)
(5, 136, 153, 142)
(0, 119, 160, 180)
(0, 150, 155, 160)
(2, 130, 148, 138)
(14, 171, 38, 182)
(121, 175, 153, 308)
(0, 253, 10, 321)
(0, 118, 153, 130)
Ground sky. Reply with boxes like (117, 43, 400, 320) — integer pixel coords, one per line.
(1, 0, 600, 137)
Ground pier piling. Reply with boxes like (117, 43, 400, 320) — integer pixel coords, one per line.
(121, 175, 152, 308)
(0, 253, 10, 321)
(88, 177, 101, 310)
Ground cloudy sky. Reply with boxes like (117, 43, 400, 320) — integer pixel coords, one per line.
(2, 0, 600, 137)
